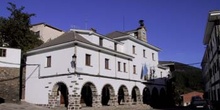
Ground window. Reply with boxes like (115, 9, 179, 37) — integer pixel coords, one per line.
(34, 31, 40, 37)
(46, 56, 51, 67)
(114, 43, 117, 51)
(0, 49, 6, 57)
(123, 63, 126, 72)
(85, 54, 91, 66)
(105, 58, 109, 69)
(133, 65, 136, 74)
(118, 62, 121, 71)
(152, 53, 155, 61)
(143, 49, 146, 57)
(132, 45, 136, 54)
(99, 38, 103, 46)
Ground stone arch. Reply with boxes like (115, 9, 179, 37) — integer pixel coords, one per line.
(118, 85, 129, 105)
(101, 84, 115, 106)
(50, 82, 69, 107)
(142, 87, 150, 104)
(159, 88, 166, 107)
(131, 86, 141, 104)
(0, 97, 5, 104)
(151, 87, 159, 108)
(80, 82, 98, 107)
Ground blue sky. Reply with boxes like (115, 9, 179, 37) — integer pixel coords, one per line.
(1, 0, 220, 67)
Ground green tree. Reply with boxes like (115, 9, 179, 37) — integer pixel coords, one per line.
(0, 2, 43, 52)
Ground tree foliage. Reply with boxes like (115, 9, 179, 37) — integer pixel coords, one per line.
(173, 62, 203, 94)
(166, 62, 203, 106)
(0, 2, 43, 52)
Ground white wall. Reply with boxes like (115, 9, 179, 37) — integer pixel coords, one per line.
(26, 47, 75, 77)
(103, 39, 114, 50)
(76, 46, 99, 75)
(0, 47, 21, 68)
(121, 40, 160, 81)
(79, 34, 99, 45)
(30, 24, 64, 42)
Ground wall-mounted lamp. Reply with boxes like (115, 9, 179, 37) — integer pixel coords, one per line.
(72, 54, 77, 62)
(72, 54, 77, 68)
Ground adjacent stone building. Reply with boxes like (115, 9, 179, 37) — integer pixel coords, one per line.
(0, 47, 21, 103)
(201, 11, 220, 104)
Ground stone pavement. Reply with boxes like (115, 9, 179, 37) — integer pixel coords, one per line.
(0, 101, 153, 110)
(0, 101, 50, 110)
(81, 104, 152, 110)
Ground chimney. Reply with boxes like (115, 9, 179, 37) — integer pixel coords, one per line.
(137, 20, 147, 42)
(90, 28, 97, 33)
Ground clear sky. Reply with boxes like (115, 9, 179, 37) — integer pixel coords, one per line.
(1, 0, 220, 68)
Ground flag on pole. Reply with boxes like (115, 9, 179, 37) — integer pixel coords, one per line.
(141, 64, 148, 79)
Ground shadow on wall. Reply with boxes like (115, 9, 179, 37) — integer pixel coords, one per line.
(0, 97, 5, 104)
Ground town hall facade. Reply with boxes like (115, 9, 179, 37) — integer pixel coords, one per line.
(25, 21, 171, 109)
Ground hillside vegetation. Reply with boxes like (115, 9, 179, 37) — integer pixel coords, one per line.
(172, 62, 203, 94)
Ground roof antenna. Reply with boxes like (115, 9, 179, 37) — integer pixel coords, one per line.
(85, 19, 88, 29)
(71, 25, 76, 29)
(123, 16, 125, 31)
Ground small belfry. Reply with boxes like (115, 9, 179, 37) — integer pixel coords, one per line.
(137, 20, 147, 42)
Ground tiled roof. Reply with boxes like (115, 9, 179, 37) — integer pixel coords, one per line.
(33, 31, 91, 50)
(106, 31, 129, 39)
(181, 91, 203, 103)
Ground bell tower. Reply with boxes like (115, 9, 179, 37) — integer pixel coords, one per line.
(137, 20, 147, 42)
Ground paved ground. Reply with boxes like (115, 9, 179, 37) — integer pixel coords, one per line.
(0, 102, 50, 110)
(0, 101, 153, 110)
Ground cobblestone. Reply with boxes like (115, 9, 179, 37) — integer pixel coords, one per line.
(0, 101, 153, 110)
(0, 102, 50, 110)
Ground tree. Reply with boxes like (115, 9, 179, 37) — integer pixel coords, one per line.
(0, 2, 43, 52)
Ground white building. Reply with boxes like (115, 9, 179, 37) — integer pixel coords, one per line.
(201, 11, 220, 103)
(0, 47, 21, 68)
(0, 47, 21, 102)
(25, 21, 171, 109)
(30, 23, 64, 43)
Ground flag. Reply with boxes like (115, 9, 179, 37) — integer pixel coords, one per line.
(141, 64, 148, 79)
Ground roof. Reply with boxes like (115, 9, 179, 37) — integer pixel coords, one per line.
(33, 31, 91, 50)
(159, 61, 175, 65)
(106, 31, 129, 39)
(203, 11, 220, 45)
(106, 31, 160, 51)
(30, 22, 64, 32)
(181, 91, 204, 103)
(125, 26, 147, 33)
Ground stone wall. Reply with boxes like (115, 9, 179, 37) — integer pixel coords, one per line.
(0, 67, 20, 103)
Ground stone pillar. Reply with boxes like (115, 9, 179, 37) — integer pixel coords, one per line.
(113, 95, 118, 106)
(137, 95, 143, 105)
(68, 94, 81, 110)
(108, 95, 118, 106)
(125, 95, 132, 105)
(48, 94, 59, 108)
(92, 95, 102, 108)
